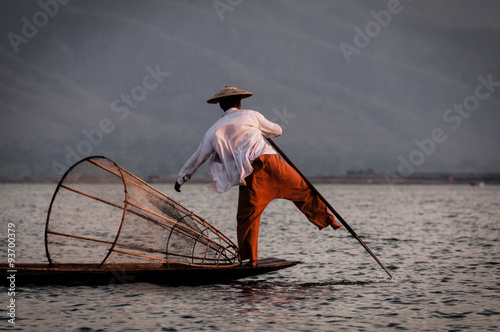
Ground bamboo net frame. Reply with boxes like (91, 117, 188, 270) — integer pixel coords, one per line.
(45, 156, 240, 267)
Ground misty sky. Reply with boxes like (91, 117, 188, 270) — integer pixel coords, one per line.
(1, 0, 499, 180)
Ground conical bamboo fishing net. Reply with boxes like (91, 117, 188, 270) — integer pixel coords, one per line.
(45, 156, 240, 267)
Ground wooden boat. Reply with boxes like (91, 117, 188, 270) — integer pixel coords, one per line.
(7, 157, 301, 286)
(1, 258, 299, 286)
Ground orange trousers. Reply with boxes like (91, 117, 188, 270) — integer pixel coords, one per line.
(236, 154, 336, 261)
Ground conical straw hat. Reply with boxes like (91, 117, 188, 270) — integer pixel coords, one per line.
(207, 85, 253, 104)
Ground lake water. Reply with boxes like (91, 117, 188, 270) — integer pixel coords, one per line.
(0, 183, 499, 331)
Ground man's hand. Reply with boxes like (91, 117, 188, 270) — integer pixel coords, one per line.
(174, 181, 182, 192)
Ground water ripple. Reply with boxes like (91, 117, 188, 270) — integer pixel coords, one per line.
(2, 184, 499, 331)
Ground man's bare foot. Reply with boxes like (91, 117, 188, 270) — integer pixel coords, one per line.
(240, 260, 258, 267)
(331, 219, 342, 230)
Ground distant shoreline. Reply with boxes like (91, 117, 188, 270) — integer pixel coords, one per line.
(2, 173, 499, 185)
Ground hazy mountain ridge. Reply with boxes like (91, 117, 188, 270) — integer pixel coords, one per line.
(0, 1, 499, 180)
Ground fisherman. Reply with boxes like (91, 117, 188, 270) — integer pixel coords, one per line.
(175, 85, 342, 267)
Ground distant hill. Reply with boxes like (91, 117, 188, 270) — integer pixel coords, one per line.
(1, 0, 499, 181)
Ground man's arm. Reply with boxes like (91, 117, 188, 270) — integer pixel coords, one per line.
(256, 112, 282, 138)
(175, 135, 214, 192)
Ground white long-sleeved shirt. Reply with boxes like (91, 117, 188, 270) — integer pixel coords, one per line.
(177, 107, 282, 193)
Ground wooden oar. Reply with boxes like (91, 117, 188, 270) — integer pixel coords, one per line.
(266, 138, 396, 281)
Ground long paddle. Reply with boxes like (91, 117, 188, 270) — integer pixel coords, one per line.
(266, 138, 396, 281)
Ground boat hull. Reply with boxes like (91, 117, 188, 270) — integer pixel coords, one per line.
(1, 258, 300, 286)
